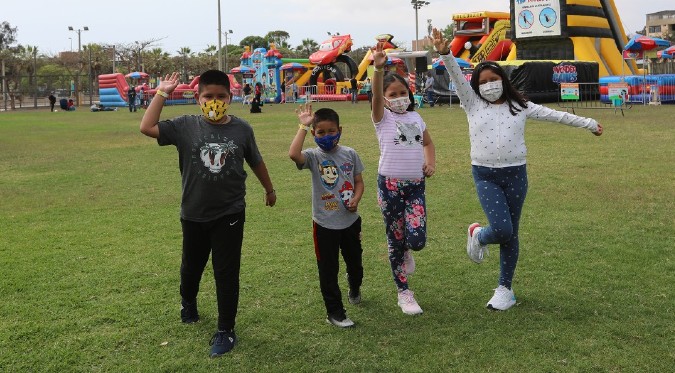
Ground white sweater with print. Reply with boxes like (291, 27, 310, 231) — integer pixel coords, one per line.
(440, 54, 598, 168)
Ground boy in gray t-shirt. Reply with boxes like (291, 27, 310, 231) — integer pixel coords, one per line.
(289, 105, 364, 328)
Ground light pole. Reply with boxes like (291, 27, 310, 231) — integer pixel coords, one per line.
(223, 30, 233, 72)
(68, 26, 89, 106)
(411, 1, 430, 51)
(68, 26, 89, 54)
(217, 0, 222, 71)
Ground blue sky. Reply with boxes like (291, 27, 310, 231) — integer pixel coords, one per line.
(5, 0, 673, 55)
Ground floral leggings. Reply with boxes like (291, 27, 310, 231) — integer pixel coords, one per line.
(377, 175, 427, 290)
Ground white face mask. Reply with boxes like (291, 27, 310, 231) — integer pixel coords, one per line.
(479, 81, 503, 102)
(385, 96, 410, 113)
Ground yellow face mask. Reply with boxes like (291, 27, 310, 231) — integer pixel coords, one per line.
(200, 99, 229, 122)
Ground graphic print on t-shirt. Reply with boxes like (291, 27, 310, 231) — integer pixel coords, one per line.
(338, 180, 354, 208)
(339, 161, 354, 177)
(394, 120, 423, 147)
(199, 139, 238, 174)
(318, 159, 339, 189)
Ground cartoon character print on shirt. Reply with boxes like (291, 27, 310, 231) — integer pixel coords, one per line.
(339, 180, 354, 208)
(339, 161, 354, 177)
(318, 159, 339, 189)
(199, 140, 238, 174)
(393, 120, 423, 147)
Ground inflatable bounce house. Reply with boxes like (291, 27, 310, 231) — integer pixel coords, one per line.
(234, 34, 410, 103)
(450, 11, 513, 64)
(100, 73, 242, 107)
(231, 45, 283, 103)
(98, 74, 134, 108)
(305, 33, 406, 101)
(433, 0, 654, 103)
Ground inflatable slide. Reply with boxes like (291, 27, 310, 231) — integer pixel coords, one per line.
(98, 73, 130, 107)
(449, 12, 512, 62)
(510, 0, 638, 76)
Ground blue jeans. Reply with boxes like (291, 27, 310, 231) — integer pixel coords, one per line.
(426, 89, 435, 107)
(472, 165, 528, 289)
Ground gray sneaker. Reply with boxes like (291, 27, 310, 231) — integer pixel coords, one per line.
(466, 223, 488, 264)
(348, 288, 361, 305)
(326, 312, 355, 328)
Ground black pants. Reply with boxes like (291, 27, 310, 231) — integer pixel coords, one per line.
(180, 210, 245, 331)
(312, 217, 363, 316)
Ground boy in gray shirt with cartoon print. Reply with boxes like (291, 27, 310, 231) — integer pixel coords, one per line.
(289, 104, 365, 328)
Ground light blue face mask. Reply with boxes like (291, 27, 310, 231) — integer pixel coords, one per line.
(314, 132, 341, 151)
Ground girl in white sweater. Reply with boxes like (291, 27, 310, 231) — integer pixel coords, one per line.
(430, 28, 603, 311)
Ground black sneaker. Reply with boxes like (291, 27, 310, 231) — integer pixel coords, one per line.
(348, 288, 361, 305)
(180, 299, 199, 323)
(326, 312, 355, 328)
(210, 330, 237, 357)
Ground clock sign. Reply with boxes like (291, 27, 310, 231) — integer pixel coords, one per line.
(518, 10, 534, 29)
(539, 7, 557, 28)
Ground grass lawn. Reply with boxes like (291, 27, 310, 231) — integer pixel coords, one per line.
(0, 100, 673, 372)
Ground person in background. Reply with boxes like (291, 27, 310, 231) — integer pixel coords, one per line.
(127, 85, 137, 112)
(292, 81, 299, 102)
(67, 99, 76, 111)
(90, 103, 116, 112)
(48, 93, 56, 112)
(424, 73, 435, 107)
(349, 76, 358, 104)
(242, 83, 252, 104)
(363, 78, 372, 104)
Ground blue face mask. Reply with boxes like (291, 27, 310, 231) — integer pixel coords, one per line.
(314, 132, 341, 151)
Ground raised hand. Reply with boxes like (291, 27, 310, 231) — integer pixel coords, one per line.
(429, 28, 450, 55)
(157, 72, 180, 94)
(373, 41, 388, 69)
(296, 103, 314, 126)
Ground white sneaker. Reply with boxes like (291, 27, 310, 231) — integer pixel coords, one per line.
(466, 223, 488, 264)
(486, 285, 516, 311)
(403, 250, 415, 275)
(326, 313, 355, 328)
(397, 289, 423, 315)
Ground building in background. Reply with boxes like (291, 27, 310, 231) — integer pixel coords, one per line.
(646, 10, 675, 39)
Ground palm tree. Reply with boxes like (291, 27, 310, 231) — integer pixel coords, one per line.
(177, 47, 193, 80)
(296, 38, 318, 58)
(145, 48, 170, 77)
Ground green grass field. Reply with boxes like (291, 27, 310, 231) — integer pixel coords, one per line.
(1, 101, 673, 372)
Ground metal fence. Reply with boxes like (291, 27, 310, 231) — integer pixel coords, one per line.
(1, 74, 96, 111)
(557, 82, 632, 116)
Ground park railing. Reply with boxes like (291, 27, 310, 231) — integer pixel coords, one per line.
(1, 73, 95, 111)
(557, 82, 632, 116)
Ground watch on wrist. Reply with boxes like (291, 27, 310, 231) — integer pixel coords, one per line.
(298, 123, 310, 131)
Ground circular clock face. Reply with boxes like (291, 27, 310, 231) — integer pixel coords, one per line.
(518, 10, 534, 29)
(539, 7, 557, 28)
